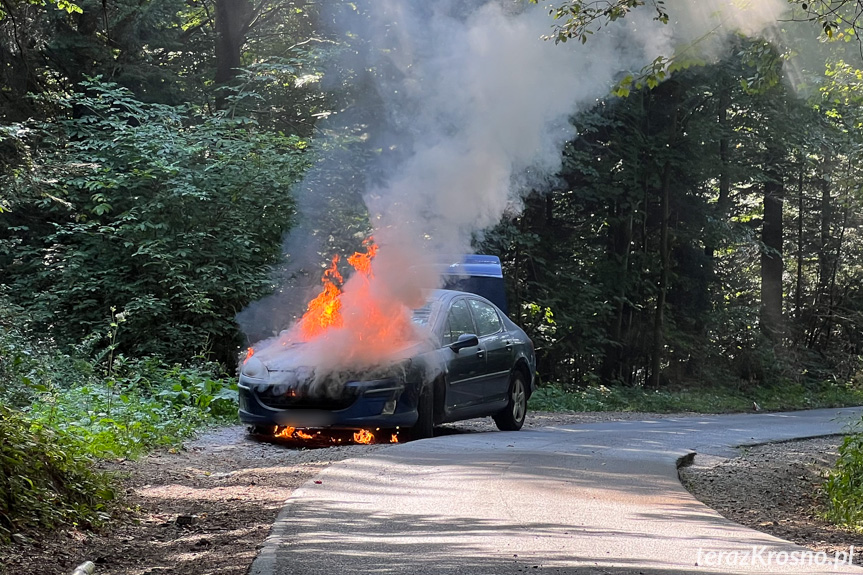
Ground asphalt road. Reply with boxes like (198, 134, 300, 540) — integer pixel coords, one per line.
(251, 407, 863, 575)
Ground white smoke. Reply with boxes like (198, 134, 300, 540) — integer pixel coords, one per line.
(243, 0, 793, 380)
(676, 0, 788, 40)
(363, 0, 793, 262)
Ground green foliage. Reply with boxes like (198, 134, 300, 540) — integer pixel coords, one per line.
(530, 0, 668, 45)
(0, 80, 309, 366)
(791, 1, 863, 43)
(0, 0, 327, 546)
(479, 37, 863, 389)
(222, 57, 329, 138)
(531, 0, 863, 52)
(0, 0, 81, 20)
(529, 380, 863, 414)
(26, 357, 237, 459)
(0, 296, 237, 540)
(0, 288, 89, 408)
(1, 294, 239, 458)
(823, 430, 863, 528)
(0, 406, 113, 544)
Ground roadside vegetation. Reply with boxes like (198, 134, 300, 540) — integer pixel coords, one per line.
(4, 0, 863, 549)
(0, 296, 238, 544)
(1, 71, 305, 542)
(823, 428, 863, 529)
(529, 380, 863, 414)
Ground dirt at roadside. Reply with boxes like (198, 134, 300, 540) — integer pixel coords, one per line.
(680, 436, 863, 565)
(0, 428, 389, 575)
(0, 412, 674, 575)
(2, 412, 861, 575)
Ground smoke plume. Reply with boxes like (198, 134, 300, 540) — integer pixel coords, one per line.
(240, 0, 792, 380)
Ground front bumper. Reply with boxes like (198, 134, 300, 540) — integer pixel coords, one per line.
(237, 376, 418, 429)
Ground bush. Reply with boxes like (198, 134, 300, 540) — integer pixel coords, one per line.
(0, 301, 238, 539)
(0, 288, 90, 407)
(27, 357, 238, 459)
(0, 407, 114, 543)
(823, 432, 863, 528)
(0, 79, 308, 367)
(2, 296, 238, 459)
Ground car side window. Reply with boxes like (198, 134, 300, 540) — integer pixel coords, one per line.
(442, 299, 475, 345)
(468, 299, 502, 337)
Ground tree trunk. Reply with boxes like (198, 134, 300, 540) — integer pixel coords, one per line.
(760, 168, 784, 340)
(647, 87, 680, 388)
(599, 206, 633, 384)
(649, 159, 672, 388)
(817, 170, 833, 300)
(822, 192, 849, 350)
(806, 156, 836, 349)
(794, 160, 804, 320)
(705, 86, 730, 262)
(717, 87, 731, 217)
(214, 0, 252, 106)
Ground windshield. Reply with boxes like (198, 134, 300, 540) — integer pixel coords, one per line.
(412, 303, 434, 326)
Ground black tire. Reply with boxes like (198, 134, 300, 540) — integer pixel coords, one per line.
(248, 425, 275, 437)
(493, 371, 528, 431)
(410, 386, 435, 440)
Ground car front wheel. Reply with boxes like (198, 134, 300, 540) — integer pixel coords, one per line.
(410, 385, 434, 440)
(493, 371, 527, 431)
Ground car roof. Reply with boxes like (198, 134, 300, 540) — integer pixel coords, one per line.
(426, 289, 496, 307)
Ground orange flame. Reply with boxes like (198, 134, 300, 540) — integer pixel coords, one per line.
(291, 236, 419, 355)
(353, 429, 375, 444)
(270, 425, 402, 446)
(276, 237, 418, 448)
(297, 239, 382, 341)
(243, 347, 254, 364)
(298, 255, 345, 339)
(273, 426, 321, 441)
(346, 238, 378, 276)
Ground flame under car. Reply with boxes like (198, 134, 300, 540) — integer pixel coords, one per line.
(238, 289, 536, 438)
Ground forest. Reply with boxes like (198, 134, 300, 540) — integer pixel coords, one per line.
(3, 0, 863, 542)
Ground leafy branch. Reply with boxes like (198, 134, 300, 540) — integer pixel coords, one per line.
(528, 0, 668, 44)
(787, 0, 863, 45)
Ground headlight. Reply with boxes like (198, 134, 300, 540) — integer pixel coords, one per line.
(242, 357, 267, 379)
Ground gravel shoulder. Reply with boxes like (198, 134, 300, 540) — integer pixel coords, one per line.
(2, 411, 859, 575)
(680, 435, 863, 565)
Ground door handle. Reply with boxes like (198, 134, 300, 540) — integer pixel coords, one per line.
(504, 340, 513, 351)
(476, 350, 485, 359)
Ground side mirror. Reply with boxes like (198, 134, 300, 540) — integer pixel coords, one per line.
(450, 334, 479, 353)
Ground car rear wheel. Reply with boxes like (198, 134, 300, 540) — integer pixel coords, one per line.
(410, 386, 434, 440)
(493, 371, 527, 431)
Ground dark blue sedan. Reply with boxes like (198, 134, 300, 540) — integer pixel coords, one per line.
(237, 289, 536, 438)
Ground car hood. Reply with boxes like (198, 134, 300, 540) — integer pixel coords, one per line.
(241, 333, 439, 394)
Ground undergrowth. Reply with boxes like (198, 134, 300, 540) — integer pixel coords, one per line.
(823, 424, 863, 529)
(0, 299, 238, 543)
(0, 406, 115, 544)
(27, 358, 237, 459)
(528, 380, 863, 414)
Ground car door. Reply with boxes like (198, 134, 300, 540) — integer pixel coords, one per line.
(467, 297, 512, 403)
(440, 297, 487, 409)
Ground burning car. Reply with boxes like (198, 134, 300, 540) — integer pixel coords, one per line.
(239, 289, 535, 438)
(238, 245, 536, 439)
